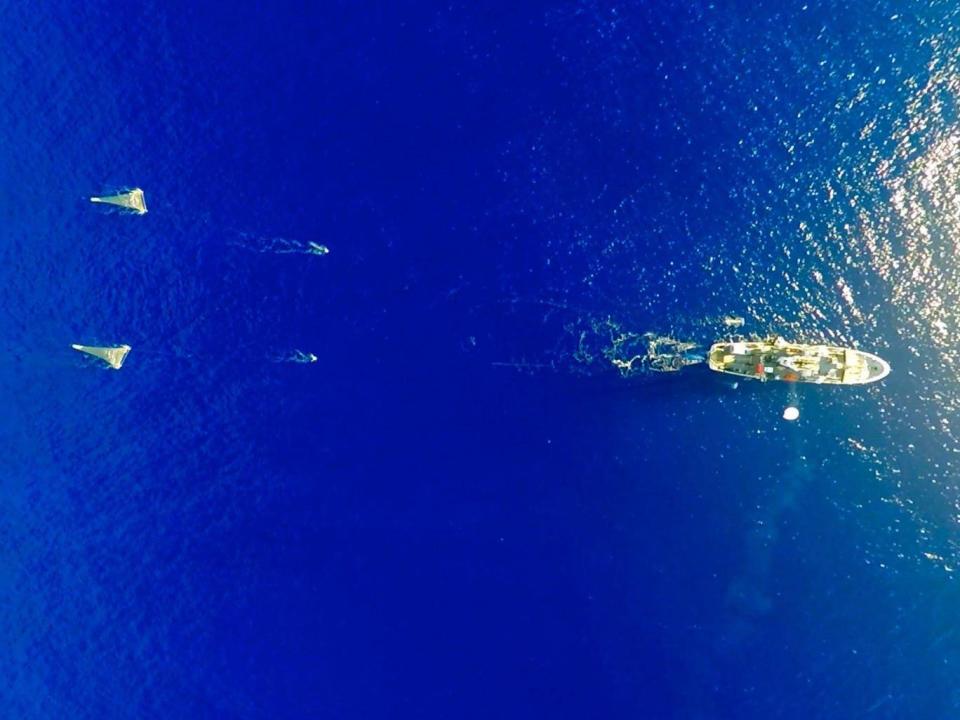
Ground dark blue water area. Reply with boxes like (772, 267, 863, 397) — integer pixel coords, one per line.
(2, 0, 960, 718)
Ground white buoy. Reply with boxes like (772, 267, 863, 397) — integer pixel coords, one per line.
(783, 406, 800, 421)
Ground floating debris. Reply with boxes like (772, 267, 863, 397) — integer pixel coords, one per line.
(90, 188, 147, 214)
(71, 343, 131, 369)
(783, 406, 800, 421)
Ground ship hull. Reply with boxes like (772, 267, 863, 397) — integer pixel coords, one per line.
(708, 337, 890, 385)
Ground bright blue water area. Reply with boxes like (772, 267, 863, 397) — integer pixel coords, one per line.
(3, 0, 960, 717)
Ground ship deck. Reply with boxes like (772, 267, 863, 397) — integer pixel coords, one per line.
(708, 338, 890, 384)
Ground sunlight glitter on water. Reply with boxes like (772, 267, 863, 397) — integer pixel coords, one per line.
(826, 35, 960, 567)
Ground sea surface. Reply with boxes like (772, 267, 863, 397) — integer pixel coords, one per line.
(2, 0, 960, 717)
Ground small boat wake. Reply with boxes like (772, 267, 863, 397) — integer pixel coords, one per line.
(228, 233, 329, 256)
(270, 350, 318, 364)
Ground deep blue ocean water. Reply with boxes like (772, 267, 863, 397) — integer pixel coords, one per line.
(4, 0, 960, 717)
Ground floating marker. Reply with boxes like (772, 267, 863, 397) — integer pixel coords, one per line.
(71, 344, 131, 370)
(783, 406, 800, 421)
(90, 188, 147, 214)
